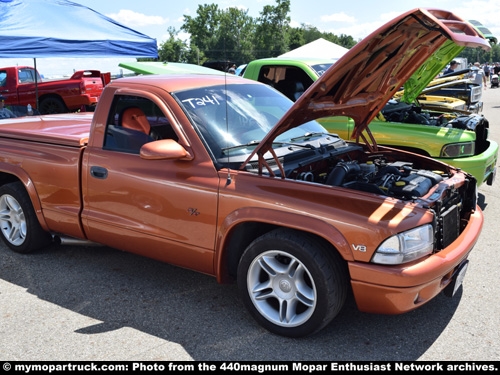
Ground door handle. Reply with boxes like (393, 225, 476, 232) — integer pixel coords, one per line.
(90, 166, 108, 179)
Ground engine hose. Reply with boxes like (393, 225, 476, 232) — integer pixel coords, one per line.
(326, 162, 361, 186)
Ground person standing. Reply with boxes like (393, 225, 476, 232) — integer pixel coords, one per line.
(483, 62, 490, 81)
(493, 62, 500, 76)
(472, 62, 487, 89)
(0, 95, 16, 119)
(443, 60, 458, 75)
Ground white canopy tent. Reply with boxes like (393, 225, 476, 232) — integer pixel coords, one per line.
(279, 38, 349, 59)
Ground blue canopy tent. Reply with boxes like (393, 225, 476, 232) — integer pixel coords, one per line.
(0, 0, 158, 108)
(0, 0, 158, 57)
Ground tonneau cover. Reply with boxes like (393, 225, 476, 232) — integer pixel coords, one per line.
(0, 113, 93, 146)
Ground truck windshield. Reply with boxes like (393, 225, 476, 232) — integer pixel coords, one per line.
(311, 62, 335, 76)
(173, 83, 328, 158)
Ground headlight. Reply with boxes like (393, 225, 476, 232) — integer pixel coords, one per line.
(440, 142, 475, 157)
(372, 224, 434, 265)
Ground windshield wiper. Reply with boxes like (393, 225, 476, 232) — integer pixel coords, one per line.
(222, 140, 315, 153)
(221, 140, 260, 152)
(277, 142, 316, 150)
(290, 132, 328, 142)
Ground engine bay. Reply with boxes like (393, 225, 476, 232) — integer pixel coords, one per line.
(381, 100, 487, 131)
(290, 150, 448, 200)
(280, 141, 477, 250)
(241, 134, 475, 205)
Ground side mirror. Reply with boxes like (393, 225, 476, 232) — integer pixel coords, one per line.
(140, 139, 193, 160)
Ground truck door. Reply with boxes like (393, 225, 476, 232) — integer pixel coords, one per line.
(81, 94, 219, 274)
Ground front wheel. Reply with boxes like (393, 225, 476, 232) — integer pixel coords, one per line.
(0, 182, 52, 253)
(237, 228, 348, 337)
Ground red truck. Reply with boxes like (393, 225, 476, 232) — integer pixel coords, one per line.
(0, 66, 105, 114)
(0, 9, 487, 337)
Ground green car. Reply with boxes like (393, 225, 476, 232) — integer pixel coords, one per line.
(242, 55, 498, 186)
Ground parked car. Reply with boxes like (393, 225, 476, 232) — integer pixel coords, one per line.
(0, 66, 105, 114)
(431, 68, 484, 113)
(242, 55, 498, 186)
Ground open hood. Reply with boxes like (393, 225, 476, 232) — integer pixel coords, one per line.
(393, 70, 473, 103)
(250, 8, 490, 161)
(401, 48, 470, 104)
(118, 61, 225, 76)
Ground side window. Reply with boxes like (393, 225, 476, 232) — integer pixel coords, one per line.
(257, 66, 313, 101)
(103, 95, 178, 154)
(258, 66, 275, 86)
(274, 67, 312, 102)
(0, 71, 6, 87)
(17, 68, 36, 83)
(257, 66, 286, 87)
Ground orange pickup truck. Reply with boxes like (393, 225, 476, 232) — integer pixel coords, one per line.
(0, 9, 487, 337)
(0, 66, 105, 114)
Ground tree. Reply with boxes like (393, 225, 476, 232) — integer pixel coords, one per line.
(157, 27, 188, 62)
(182, 4, 221, 61)
(288, 27, 305, 51)
(459, 43, 500, 65)
(253, 0, 291, 58)
(176, 0, 356, 64)
(320, 32, 357, 49)
(300, 24, 323, 44)
(217, 7, 256, 64)
(181, 4, 255, 65)
(290, 24, 356, 50)
(183, 43, 204, 65)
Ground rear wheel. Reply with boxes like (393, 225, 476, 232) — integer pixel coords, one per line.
(39, 96, 67, 114)
(0, 182, 52, 253)
(237, 228, 348, 337)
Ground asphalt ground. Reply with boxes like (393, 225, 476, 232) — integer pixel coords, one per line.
(0, 88, 499, 362)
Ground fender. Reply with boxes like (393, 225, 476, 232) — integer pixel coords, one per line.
(214, 206, 354, 283)
(0, 162, 50, 231)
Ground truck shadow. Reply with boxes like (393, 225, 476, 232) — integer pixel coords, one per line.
(0, 242, 461, 361)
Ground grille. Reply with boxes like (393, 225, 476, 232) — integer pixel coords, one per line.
(439, 204, 460, 248)
(470, 86, 482, 103)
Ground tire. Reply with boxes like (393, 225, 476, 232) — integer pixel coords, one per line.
(39, 96, 67, 114)
(237, 228, 348, 337)
(0, 182, 52, 253)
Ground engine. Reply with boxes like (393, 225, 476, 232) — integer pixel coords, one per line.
(326, 160, 444, 198)
(295, 157, 447, 200)
(381, 100, 490, 154)
(381, 100, 487, 131)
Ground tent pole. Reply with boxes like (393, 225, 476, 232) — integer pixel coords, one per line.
(34, 58, 39, 110)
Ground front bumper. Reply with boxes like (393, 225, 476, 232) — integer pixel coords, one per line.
(348, 207, 483, 315)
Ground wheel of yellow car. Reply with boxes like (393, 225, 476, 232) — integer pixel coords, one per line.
(0, 182, 52, 253)
(237, 228, 348, 337)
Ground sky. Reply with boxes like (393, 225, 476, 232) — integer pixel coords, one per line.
(2, 0, 499, 77)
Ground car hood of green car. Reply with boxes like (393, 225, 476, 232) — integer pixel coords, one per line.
(249, 8, 490, 160)
(400, 41, 468, 104)
(118, 61, 226, 76)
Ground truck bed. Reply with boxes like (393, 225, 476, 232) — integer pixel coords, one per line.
(0, 112, 93, 147)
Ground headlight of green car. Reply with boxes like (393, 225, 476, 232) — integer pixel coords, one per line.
(440, 141, 475, 158)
